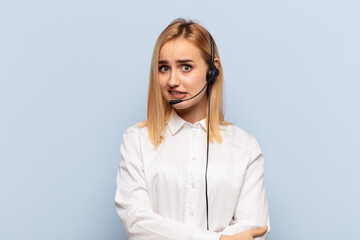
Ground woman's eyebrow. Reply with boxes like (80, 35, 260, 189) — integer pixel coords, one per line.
(158, 59, 194, 64)
(176, 59, 193, 63)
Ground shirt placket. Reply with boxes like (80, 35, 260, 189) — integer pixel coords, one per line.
(184, 125, 201, 225)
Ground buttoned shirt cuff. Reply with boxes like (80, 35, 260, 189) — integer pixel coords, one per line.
(191, 228, 222, 240)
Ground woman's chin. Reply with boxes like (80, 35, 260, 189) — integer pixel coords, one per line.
(172, 103, 189, 110)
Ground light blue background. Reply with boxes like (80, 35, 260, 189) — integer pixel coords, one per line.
(1, 0, 359, 239)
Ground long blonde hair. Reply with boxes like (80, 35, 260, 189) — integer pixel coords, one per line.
(137, 18, 232, 148)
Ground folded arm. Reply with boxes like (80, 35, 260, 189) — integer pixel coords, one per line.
(219, 136, 270, 239)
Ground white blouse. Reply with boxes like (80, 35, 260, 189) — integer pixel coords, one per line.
(114, 109, 270, 240)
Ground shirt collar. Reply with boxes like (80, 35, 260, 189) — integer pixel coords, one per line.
(168, 109, 207, 136)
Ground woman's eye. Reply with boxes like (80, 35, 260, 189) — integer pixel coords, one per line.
(182, 64, 192, 72)
(159, 66, 169, 72)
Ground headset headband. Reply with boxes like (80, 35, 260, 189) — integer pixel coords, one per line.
(209, 33, 215, 67)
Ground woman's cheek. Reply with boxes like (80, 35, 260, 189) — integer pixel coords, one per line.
(158, 79, 167, 94)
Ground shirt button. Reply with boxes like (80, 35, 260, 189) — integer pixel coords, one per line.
(190, 211, 194, 216)
(192, 132, 195, 137)
(192, 156, 196, 161)
(192, 183, 196, 188)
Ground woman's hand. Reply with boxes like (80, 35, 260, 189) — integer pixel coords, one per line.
(219, 225, 268, 240)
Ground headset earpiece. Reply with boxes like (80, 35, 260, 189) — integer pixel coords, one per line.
(206, 65, 219, 83)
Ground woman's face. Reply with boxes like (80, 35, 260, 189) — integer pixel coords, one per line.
(158, 38, 209, 115)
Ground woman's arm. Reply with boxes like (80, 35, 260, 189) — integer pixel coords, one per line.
(114, 127, 223, 240)
(218, 136, 270, 239)
(220, 226, 268, 240)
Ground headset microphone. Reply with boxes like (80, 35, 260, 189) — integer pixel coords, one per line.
(169, 82, 209, 106)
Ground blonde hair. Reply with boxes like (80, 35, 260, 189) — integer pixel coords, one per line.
(137, 18, 232, 148)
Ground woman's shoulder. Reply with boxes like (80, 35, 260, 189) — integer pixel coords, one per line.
(220, 122, 263, 157)
(122, 121, 149, 139)
(220, 122, 257, 144)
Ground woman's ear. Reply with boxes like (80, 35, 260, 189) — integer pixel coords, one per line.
(213, 57, 220, 68)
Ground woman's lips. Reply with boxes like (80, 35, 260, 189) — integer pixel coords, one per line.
(169, 90, 187, 100)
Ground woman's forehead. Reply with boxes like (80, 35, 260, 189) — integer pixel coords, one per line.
(159, 38, 202, 61)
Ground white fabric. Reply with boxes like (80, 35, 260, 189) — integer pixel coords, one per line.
(114, 109, 270, 240)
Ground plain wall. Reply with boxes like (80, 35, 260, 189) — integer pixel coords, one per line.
(1, 0, 359, 239)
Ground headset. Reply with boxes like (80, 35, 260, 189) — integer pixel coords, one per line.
(169, 32, 219, 230)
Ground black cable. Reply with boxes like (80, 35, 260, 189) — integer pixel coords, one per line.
(205, 81, 211, 231)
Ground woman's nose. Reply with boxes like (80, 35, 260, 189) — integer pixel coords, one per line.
(168, 69, 180, 87)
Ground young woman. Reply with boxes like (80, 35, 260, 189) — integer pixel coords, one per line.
(114, 18, 270, 240)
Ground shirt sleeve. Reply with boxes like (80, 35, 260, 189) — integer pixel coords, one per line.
(114, 127, 223, 240)
(219, 136, 270, 239)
